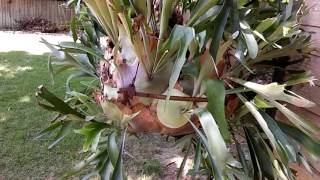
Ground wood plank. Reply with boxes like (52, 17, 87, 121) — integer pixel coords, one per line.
(279, 0, 320, 120)
(0, 0, 73, 28)
(277, 0, 320, 179)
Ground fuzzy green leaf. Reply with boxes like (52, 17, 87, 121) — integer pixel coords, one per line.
(209, 0, 231, 60)
(166, 25, 195, 100)
(242, 31, 258, 59)
(244, 127, 275, 179)
(36, 85, 85, 118)
(59, 41, 104, 59)
(108, 131, 120, 166)
(231, 79, 316, 108)
(194, 108, 229, 179)
(49, 121, 74, 149)
(259, 110, 297, 162)
(206, 80, 231, 141)
(255, 17, 278, 33)
(74, 122, 107, 152)
(278, 122, 320, 158)
(111, 130, 127, 180)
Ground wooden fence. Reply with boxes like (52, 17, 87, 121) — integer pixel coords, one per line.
(0, 0, 73, 28)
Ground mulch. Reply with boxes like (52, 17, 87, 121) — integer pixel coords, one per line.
(13, 17, 68, 33)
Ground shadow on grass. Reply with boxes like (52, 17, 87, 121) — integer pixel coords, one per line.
(0, 51, 189, 180)
(0, 51, 83, 179)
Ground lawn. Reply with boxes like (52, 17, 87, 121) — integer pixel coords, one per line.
(0, 51, 83, 179)
(0, 51, 181, 179)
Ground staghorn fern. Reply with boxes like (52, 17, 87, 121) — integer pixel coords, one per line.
(36, 0, 320, 179)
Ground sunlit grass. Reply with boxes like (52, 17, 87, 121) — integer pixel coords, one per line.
(0, 62, 33, 78)
(0, 51, 82, 179)
(0, 51, 182, 179)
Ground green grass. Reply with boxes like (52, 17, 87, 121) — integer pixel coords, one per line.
(0, 51, 180, 180)
(0, 51, 83, 179)
(141, 159, 164, 176)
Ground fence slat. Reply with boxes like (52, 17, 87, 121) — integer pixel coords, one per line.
(0, 0, 73, 29)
